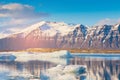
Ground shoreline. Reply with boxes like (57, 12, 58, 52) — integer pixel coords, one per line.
(0, 48, 120, 53)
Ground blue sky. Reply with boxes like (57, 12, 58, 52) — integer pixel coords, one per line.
(0, 0, 120, 36)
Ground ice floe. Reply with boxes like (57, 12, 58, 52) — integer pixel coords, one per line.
(0, 54, 16, 61)
(40, 65, 87, 80)
(0, 50, 72, 64)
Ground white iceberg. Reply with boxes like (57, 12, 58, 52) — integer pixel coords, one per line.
(0, 50, 72, 65)
(40, 65, 87, 80)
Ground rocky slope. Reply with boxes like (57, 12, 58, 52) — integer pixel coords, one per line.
(0, 21, 120, 50)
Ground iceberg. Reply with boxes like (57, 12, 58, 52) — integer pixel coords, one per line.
(0, 54, 16, 61)
(40, 65, 87, 80)
(0, 50, 72, 64)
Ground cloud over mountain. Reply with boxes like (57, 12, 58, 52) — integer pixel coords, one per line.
(96, 18, 120, 25)
(0, 3, 49, 35)
(0, 3, 48, 19)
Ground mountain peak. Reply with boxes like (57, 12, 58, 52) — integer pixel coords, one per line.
(19, 21, 46, 37)
(1, 21, 120, 50)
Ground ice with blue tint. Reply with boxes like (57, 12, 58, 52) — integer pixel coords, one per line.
(0, 50, 72, 65)
(40, 65, 87, 80)
(0, 54, 16, 61)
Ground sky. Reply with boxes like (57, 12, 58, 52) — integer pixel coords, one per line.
(0, 0, 120, 36)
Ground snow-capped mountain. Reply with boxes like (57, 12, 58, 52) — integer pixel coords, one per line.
(0, 21, 120, 50)
(10, 21, 80, 38)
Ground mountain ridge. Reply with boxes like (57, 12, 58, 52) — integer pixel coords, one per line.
(0, 21, 120, 50)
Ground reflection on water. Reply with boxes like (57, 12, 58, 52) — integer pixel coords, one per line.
(0, 61, 57, 79)
(0, 53, 120, 80)
(69, 57, 120, 80)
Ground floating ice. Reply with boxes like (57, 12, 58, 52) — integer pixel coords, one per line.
(40, 65, 87, 80)
(0, 50, 72, 64)
(0, 54, 16, 61)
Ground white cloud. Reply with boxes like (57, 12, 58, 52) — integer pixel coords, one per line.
(1, 3, 32, 10)
(0, 3, 48, 19)
(95, 18, 120, 25)
(0, 3, 48, 24)
(0, 3, 49, 35)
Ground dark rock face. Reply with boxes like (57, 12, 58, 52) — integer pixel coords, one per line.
(0, 23, 120, 50)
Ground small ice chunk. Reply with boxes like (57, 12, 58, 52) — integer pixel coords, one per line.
(0, 54, 16, 61)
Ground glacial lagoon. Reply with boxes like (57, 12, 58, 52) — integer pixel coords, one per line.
(0, 51, 120, 80)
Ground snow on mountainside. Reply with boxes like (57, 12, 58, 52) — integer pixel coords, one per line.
(9, 21, 81, 38)
(0, 21, 120, 50)
(21, 21, 46, 37)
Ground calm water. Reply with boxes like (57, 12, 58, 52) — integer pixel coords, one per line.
(0, 53, 120, 80)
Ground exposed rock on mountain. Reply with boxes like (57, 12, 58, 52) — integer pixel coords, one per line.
(0, 21, 120, 50)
